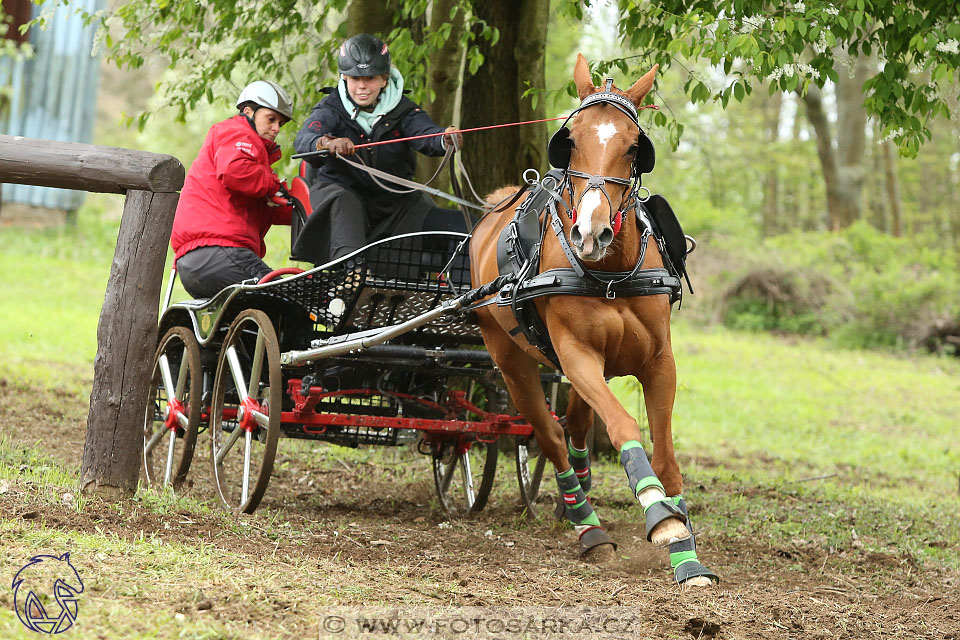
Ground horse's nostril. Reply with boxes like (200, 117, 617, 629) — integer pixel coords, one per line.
(597, 227, 614, 248)
(570, 226, 583, 249)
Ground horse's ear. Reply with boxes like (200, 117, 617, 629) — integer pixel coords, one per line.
(573, 53, 597, 101)
(625, 64, 659, 106)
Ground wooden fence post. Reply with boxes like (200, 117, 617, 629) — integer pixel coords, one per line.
(0, 135, 184, 496)
(80, 190, 180, 495)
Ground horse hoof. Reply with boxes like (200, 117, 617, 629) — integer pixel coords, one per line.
(649, 517, 690, 548)
(680, 576, 714, 589)
(582, 542, 619, 565)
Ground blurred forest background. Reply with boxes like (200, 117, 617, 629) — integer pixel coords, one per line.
(5, 0, 960, 355)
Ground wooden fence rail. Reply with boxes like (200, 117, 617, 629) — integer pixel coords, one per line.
(0, 134, 184, 496)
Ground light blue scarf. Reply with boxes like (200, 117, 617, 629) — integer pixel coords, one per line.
(338, 68, 404, 135)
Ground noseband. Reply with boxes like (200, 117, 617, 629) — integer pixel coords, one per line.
(556, 79, 647, 236)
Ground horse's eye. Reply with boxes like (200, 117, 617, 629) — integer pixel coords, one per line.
(626, 143, 638, 156)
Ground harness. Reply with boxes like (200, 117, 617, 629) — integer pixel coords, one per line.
(492, 82, 688, 367)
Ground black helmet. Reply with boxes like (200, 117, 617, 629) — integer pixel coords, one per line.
(338, 34, 391, 77)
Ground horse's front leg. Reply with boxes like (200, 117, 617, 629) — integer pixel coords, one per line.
(558, 344, 690, 548)
(638, 348, 719, 587)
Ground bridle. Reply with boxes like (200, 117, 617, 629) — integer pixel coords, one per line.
(555, 79, 649, 237)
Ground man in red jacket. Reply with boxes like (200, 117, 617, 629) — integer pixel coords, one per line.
(171, 80, 295, 298)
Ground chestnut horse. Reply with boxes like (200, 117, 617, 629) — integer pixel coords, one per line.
(470, 55, 716, 587)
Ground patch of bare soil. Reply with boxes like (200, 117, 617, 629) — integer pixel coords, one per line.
(1, 380, 958, 639)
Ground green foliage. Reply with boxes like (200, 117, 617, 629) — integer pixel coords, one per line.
(568, 0, 960, 157)
(37, 0, 499, 127)
(715, 222, 960, 350)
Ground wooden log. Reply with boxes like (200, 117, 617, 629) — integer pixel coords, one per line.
(0, 135, 184, 194)
(80, 189, 179, 495)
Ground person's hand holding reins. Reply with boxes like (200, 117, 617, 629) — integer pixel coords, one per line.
(317, 135, 356, 157)
(267, 179, 292, 207)
(442, 125, 463, 151)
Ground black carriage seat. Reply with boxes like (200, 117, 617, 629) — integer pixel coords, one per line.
(288, 162, 313, 261)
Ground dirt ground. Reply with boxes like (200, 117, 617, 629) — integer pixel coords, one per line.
(1, 378, 958, 639)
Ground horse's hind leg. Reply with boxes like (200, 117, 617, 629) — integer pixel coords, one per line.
(565, 389, 594, 495)
(480, 325, 615, 561)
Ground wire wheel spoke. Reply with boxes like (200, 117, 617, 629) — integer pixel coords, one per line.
(225, 346, 249, 403)
(158, 354, 176, 402)
(214, 423, 244, 466)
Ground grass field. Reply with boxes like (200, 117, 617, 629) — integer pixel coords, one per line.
(1, 213, 958, 638)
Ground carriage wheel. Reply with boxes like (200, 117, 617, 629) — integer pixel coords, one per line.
(431, 379, 501, 515)
(143, 327, 202, 489)
(516, 435, 548, 518)
(431, 437, 498, 516)
(210, 309, 282, 513)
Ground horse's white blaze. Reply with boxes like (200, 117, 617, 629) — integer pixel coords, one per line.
(594, 121, 617, 147)
(577, 190, 602, 233)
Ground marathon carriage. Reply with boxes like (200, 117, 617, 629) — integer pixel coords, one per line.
(143, 226, 555, 516)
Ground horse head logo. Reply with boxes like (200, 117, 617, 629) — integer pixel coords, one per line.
(12, 552, 84, 634)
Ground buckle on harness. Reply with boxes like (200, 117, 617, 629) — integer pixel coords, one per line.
(605, 280, 616, 299)
(550, 215, 564, 235)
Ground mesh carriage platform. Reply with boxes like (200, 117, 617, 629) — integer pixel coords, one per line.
(242, 231, 475, 340)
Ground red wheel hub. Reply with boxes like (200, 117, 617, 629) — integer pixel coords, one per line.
(164, 398, 186, 431)
(237, 397, 263, 433)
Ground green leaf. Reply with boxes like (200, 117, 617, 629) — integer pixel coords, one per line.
(734, 81, 745, 101)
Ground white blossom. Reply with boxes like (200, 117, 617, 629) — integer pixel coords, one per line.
(787, 2, 806, 12)
(768, 63, 821, 81)
(742, 15, 765, 32)
(877, 128, 904, 144)
(823, 5, 840, 16)
(935, 39, 959, 55)
(813, 29, 830, 54)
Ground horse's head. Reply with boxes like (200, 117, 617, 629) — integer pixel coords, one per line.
(552, 54, 658, 262)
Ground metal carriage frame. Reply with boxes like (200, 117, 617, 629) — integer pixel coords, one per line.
(143, 231, 554, 516)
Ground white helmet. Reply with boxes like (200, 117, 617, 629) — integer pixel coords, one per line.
(236, 80, 294, 121)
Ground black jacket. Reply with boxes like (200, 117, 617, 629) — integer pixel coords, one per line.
(293, 89, 447, 202)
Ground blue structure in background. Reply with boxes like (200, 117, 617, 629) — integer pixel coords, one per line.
(0, 0, 105, 211)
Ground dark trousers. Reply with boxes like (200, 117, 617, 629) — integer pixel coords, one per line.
(292, 182, 468, 265)
(176, 245, 272, 299)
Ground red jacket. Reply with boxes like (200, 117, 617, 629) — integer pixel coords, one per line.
(172, 114, 292, 261)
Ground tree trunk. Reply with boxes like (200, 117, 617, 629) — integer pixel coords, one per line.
(346, 0, 394, 39)
(882, 141, 902, 236)
(514, 0, 549, 174)
(761, 90, 783, 236)
(801, 52, 871, 230)
(416, 0, 465, 186)
(462, 0, 548, 198)
(801, 84, 840, 230)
